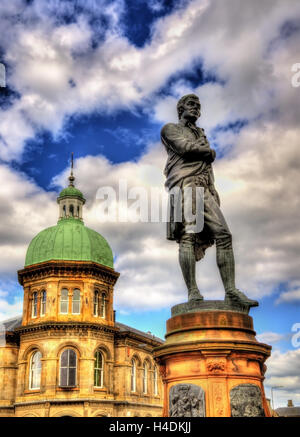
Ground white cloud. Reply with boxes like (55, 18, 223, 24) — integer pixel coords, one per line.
(257, 332, 285, 345)
(0, 281, 23, 323)
(265, 349, 300, 407)
(276, 289, 300, 304)
(0, 164, 57, 275)
(1, 0, 300, 161)
(0, 296, 23, 323)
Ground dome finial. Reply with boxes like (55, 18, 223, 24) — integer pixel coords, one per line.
(57, 154, 85, 222)
(68, 152, 75, 187)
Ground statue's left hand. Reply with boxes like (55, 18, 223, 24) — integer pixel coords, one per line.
(205, 148, 216, 163)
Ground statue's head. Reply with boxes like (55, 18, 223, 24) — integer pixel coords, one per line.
(177, 94, 201, 122)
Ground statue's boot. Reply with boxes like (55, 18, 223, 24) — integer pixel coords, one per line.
(216, 247, 258, 307)
(179, 242, 203, 302)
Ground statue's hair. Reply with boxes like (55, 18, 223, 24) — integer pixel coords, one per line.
(177, 94, 200, 119)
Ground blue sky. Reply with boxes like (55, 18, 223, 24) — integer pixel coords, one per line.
(1, 0, 300, 407)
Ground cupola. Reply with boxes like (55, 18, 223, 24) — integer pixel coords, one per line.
(57, 153, 85, 221)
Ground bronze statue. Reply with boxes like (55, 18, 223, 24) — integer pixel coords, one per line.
(161, 94, 258, 307)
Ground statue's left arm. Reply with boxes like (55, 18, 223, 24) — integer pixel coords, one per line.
(161, 123, 215, 161)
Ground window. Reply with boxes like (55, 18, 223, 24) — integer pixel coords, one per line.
(94, 351, 104, 388)
(29, 351, 42, 390)
(60, 349, 77, 387)
(72, 289, 80, 314)
(69, 204, 74, 216)
(60, 289, 69, 313)
(41, 290, 46, 316)
(143, 362, 148, 394)
(131, 358, 136, 392)
(100, 293, 106, 318)
(32, 292, 38, 318)
(63, 205, 66, 217)
(94, 291, 106, 317)
(153, 366, 158, 396)
(93, 290, 99, 316)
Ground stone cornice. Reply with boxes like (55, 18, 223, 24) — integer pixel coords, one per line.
(18, 260, 120, 286)
(15, 321, 119, 335)
(5, 321, 164, 348)
(12, 399, 162, 408)
(153, 339, 272, 358)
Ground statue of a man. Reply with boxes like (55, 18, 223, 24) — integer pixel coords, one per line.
(161, 94, 258, 307)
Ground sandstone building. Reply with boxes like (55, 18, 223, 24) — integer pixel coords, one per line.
(0, 169, 163, 417)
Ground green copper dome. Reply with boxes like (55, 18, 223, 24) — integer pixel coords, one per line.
(25, 157, 113, 269)
(58, 186, 84, 199)
(25, 218, 114, 268)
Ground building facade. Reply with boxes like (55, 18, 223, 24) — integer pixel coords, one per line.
(0, 171, 163, 417)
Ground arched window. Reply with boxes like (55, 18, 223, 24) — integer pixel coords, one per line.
(94, 350, 104, 388)
(100, 293, 106, 318)
(131, 358, 136, 392)
(29, 351, 42, 390)
(60, 349, 77, 387)
(63, 205, 66, 217)
(40, 290, 46, 316)
(153, 365, 158, 396)
(93, 290, 99, 316)
(32, 291, 38, 318)
(60, 289, 69, 314)
(143, 362, 148, 394)
(72, 289, 80, 314)
(69, 204, 74, 217)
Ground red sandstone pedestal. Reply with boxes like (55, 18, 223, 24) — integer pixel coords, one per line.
(153, 300, 272, 417)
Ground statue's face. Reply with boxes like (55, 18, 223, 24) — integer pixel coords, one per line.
(181, 97, 201, 122)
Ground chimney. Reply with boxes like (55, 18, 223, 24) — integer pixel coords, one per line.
(287, 400, 294, 408)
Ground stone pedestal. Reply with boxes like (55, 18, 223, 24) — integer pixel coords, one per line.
(153, 301, 272, 417)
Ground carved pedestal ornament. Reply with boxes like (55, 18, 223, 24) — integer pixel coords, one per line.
(212, 382, 226, 417)
(206, 359, 226, 373)
(230, 384, 265, 417)
(169, 384, 205, 417)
